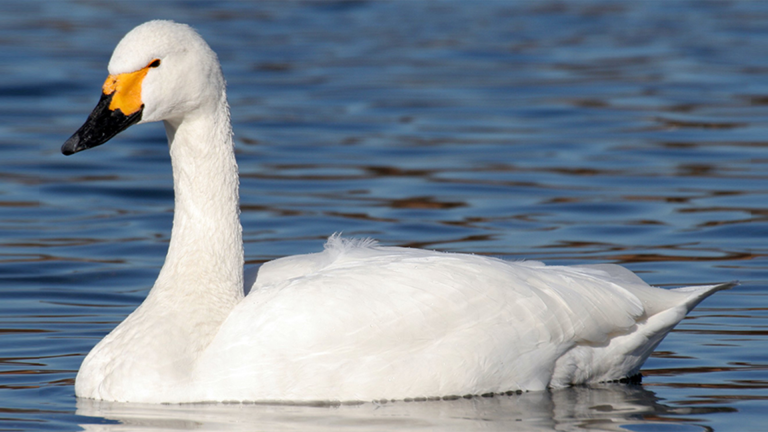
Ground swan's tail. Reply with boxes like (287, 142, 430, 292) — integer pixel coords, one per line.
(671, 281, 738, 313)
(550, 280, 737, 388)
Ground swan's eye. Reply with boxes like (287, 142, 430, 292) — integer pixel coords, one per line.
(148, 59, 161, 68)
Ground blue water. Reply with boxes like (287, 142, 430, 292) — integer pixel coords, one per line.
(2, 1, 767, 430)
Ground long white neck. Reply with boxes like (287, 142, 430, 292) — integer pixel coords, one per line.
(150, 94, 244, 317)
(75, 91, 246, 400)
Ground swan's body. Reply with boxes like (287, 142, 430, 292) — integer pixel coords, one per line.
(63, 21, 733, 404)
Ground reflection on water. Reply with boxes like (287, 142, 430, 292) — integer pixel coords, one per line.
(2, 0, 767, 431)
(74, 385, 734, 432)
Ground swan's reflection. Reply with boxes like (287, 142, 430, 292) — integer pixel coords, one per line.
(75, 384, 727, 431)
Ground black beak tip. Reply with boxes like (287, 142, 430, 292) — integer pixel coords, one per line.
(61, 135, 82, 156)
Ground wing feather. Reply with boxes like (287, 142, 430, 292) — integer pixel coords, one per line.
(195, 240, 678, 400)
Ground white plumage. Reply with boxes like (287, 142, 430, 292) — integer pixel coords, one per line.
(63, 20, 734, 404)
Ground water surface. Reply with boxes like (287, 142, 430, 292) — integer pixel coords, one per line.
(1, 1, 767, 431)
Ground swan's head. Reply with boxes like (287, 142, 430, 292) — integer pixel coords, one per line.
(62, 20, 224, 155)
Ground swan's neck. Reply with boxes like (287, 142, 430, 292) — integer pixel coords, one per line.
(151, 96, 244, 317)
(75, 94, 245, 400)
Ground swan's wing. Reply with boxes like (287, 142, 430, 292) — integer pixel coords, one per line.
(248, 236, 385, 291)
(196, 240, 661, 401)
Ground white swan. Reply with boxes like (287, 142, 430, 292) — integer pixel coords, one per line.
(62, 20, 734, 404)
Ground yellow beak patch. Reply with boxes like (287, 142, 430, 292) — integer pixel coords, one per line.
(102, 64, 152, 116)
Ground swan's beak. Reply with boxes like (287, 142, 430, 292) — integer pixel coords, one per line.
(62, 67, 149, 155)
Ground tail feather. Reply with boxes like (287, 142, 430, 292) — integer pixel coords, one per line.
(672, 281, 738, 313)
(550, 281, 737, 388)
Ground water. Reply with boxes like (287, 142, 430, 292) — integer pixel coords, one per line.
(2, 0, 767, 430)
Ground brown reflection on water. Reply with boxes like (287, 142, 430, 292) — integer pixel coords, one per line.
(535, 241, 764, 265)
(644, 363, 768, 379)
(659, 140, 768, 150)
(0, 200, 37, 208)
(651, 351, 696, 360)
(241, 204, 306, 217)
(672, 329, 768, 336)
(604, 251, 760, 264)
(388, 196, 466, 210)
(363, 165, 434, 178)
(399, 234, 497, 250)
(653, 117, 748, 130)
(324, 211, 398, 223)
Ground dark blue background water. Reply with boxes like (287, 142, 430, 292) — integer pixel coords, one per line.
(1, 1, 766, 430)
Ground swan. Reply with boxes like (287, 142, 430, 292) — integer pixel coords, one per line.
(62, 20, 734, 404)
